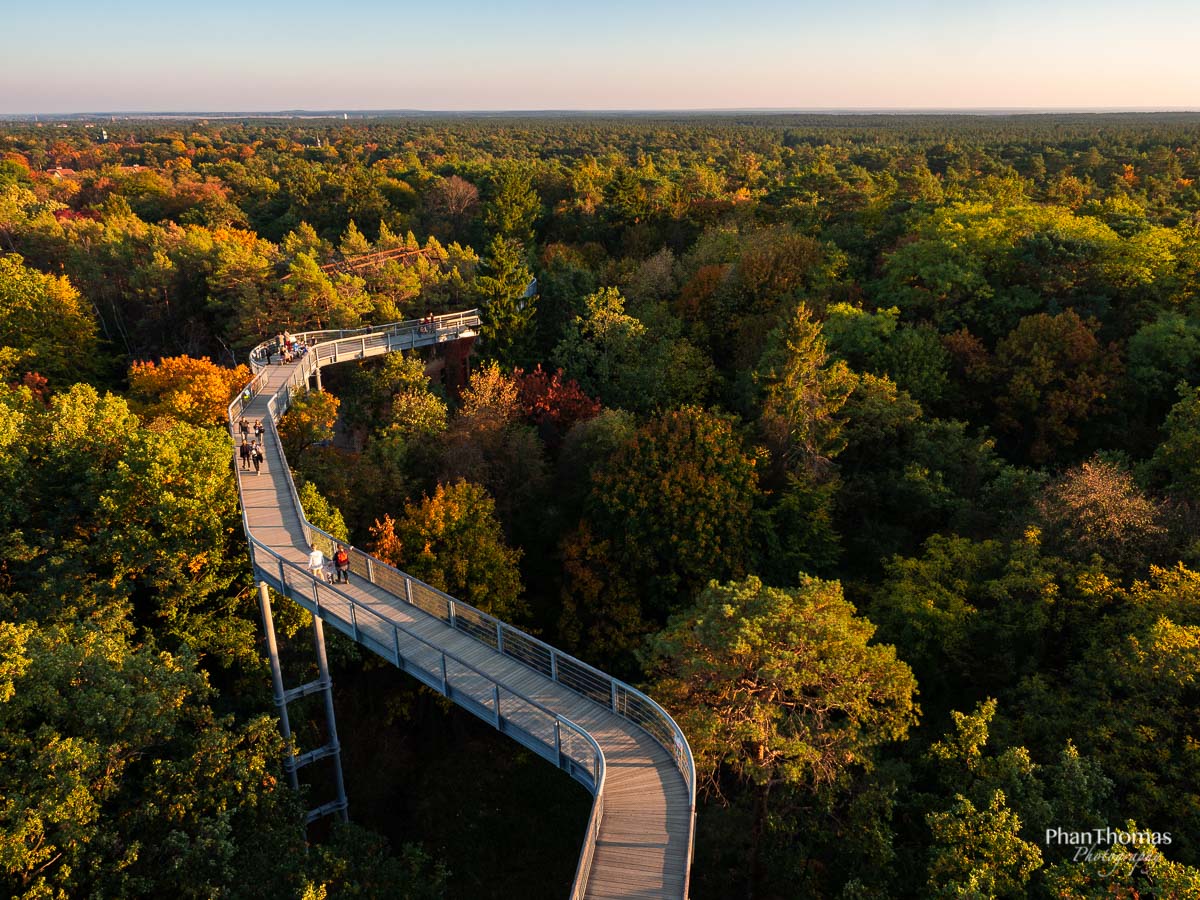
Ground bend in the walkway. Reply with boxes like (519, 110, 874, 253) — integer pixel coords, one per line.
(227, 313, 696, 899)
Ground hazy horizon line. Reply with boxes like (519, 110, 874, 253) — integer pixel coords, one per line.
(4, 106, 1200, 120)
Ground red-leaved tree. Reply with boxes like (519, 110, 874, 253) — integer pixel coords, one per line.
(513, 365, 601, 447)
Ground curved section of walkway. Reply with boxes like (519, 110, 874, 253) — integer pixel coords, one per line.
(228, 313, 696, 899)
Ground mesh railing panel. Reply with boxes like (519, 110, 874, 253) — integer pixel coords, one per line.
(394, 628, 443, 680)
(559, 726, 594, 778)
(445, 656, 493, 709)
(555, 656, 613, 707)
(499, 691, 555, 747)
(499, 628, 553, 677)
(409, 580, 450, 624)
(616, 686, 674, 749)
(454, 604, 499, 650)
(370, 561, 409, 600)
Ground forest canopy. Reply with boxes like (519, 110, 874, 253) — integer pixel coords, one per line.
(2, 112, 1200, 898)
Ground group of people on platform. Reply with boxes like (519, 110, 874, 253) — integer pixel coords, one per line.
(237, 417, 266, 474)
(308, 544, 351, 585)
(275, 330, 310, 365)
(418, 311, 436, 334)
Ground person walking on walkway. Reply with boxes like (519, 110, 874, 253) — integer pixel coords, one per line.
(239, 439, 251, 470)
(239, 417, 250, 439)
(308, 545, 326, 582)
(254, 419, 264, 441)
(252, 441, 264, 474)
(334, 545, 350, 584)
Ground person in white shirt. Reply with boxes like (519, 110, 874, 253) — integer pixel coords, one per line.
(308, 545, 325, 581)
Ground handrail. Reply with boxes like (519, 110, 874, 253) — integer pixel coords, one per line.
(227, 310, 694, 898)
(252, 533, 605, 785)
(247, 310, 483, 371)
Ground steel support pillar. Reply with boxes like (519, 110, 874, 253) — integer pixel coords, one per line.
(258, 581, 299, 791)
(257, 581, 349, 824)
(311, 614, 349, 823)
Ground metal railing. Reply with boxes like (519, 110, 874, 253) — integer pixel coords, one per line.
(229, 311, 695, 898)
(248, 310, 484, 371)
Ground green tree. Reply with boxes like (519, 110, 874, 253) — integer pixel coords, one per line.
(283, 253, 371, 329)
(552, 287, 713, 413)
(870, 531, 1062, 710)
(758, 469, 841, 582)
(588, 406, 759, 615)
(0, 617, 306, 899)
(1152, 382, 1200, 501)
(475, 235, 535, 367)
(920, 699, 1121, 898)
(482, 163, 539, 244)
(277, 389, 339, 462)
(297, 479, 349, 543)
(925, 791, 1042, 898)
(95, 419, 254, 669)
(338, 219, 372, 258)
(0, 253, 100, 386)
(991, 310, 1121, 463)
(552, 286, 649, 408)
(1127, 311, 1200, 405)
(646, 575, 918, 894)
(757, 303, 856, 471)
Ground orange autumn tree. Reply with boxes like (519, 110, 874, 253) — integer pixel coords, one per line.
(275, 389, 339, 461)
(128, 356, 249, 426)
(369, 480, 526, 621)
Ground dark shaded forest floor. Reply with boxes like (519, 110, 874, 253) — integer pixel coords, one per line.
(331, 655, 592, 898)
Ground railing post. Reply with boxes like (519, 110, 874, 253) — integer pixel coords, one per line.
(278, 557, 286, 592)
(611, 680, 618, 713)
(360, 336, 366, 357)
(313, 578, 321, 613)
(551, 649, 558, 683)
(404, 577, 413, 605)
(496, 621, 504, 654)
(440, 654, 448, 695)
(554, 719, 563, 765)
(449, 599, 457, 630)
(366, 556, 375, 584)
(393, 626, 402, 667)
(493, 684, 501, 728)
(350, 602, 359, 642)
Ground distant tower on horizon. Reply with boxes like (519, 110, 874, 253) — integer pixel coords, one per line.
(343, 113, 348, 120)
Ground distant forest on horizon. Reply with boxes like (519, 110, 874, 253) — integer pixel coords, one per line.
(2, 112, 1200, 898)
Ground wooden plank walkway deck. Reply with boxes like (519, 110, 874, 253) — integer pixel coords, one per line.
(233, 353, 692, 899)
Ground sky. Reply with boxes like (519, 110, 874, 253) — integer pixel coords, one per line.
(2, 0, 1198, 113)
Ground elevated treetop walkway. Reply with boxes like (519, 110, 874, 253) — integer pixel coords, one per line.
(279, 246, 443, 280)
(227, 311, 697, 899)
